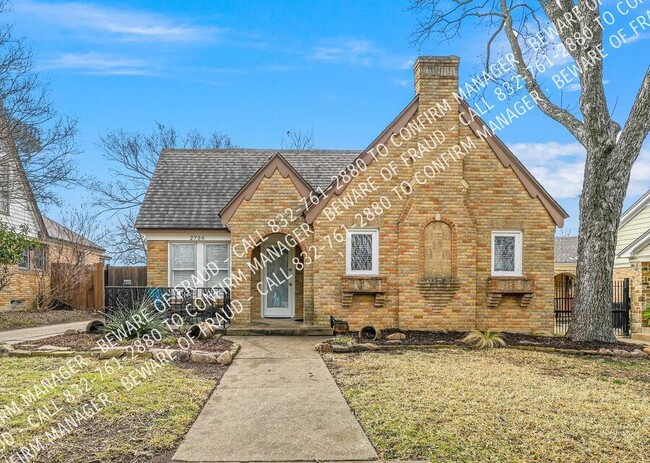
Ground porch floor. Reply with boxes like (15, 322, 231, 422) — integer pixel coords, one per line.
(226, 318, 333, 336)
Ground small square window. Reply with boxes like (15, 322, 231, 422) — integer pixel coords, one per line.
(346, 229, 379, 276)
(491, 231, 523, 276)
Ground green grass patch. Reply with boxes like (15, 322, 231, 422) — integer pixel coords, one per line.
(0, 356, 218, 462)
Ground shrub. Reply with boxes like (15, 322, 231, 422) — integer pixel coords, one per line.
(643, 309, 650, 326)
(104, 296, 168, 340)
(462, 330, 506, 349)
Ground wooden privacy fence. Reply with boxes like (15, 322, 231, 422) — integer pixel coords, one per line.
(105, 265, 147, 287)
(50, 262, 104, 310)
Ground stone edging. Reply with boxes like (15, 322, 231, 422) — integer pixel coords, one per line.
(316, 342, 650, 359)
(0, 342, 242, 365)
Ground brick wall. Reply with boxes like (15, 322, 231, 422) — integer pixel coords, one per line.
(226, 170, 313, 326)
(147, 241, 168, 286)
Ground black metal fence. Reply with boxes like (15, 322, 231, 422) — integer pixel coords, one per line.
(554, 279, 630, 336)
(104, 286, 231, 326)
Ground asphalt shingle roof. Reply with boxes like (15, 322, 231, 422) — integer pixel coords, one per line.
(554, 236, 578, 264)
(135, 149, 361, 229)
(42, 216, 105, 251)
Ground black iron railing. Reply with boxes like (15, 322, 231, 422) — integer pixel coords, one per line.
(554, 279, 630, 336)
(104, 286, 231, 326)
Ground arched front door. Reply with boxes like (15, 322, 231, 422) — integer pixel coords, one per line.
(261, 235, 295, 318)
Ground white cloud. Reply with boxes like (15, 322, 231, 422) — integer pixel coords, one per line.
(309, 38, 413, 69)
(14, 0, 221, 43)
(510, 141, 650, 200)
(41, 52, 150, 75)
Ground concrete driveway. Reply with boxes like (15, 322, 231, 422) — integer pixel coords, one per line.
(173, 336, 378, 462)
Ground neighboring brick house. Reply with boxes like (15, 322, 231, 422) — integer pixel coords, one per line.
(553, 190, 650, 337)
(0, 132, 106, 310)
(136, 56, 568, 333)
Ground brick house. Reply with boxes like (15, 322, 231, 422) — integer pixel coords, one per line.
(0, 128, 106, 310)
(554, 190, 650, 338)
(136, 56, 568, 333)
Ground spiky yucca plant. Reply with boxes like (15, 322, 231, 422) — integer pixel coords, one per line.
(104, 296, 169, 340)
(462, 330, 506, 349)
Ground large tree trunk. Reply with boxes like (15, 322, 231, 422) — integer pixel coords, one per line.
(567, 147, 628, 343)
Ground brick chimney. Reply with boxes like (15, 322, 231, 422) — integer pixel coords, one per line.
(414, 55, 460, 101)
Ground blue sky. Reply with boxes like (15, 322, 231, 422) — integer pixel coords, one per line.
(9, 0, 650, 234)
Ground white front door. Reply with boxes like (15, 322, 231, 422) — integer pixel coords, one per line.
(261, 240, 294, 318)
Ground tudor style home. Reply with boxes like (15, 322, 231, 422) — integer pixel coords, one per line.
(0, 128, 106, 310)
(136, 56, 568, 333)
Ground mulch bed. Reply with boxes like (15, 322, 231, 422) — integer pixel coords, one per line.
(15, 331, 233, 354)
(348, 328, 641, 352)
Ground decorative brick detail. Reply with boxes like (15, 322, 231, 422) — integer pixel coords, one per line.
(341, 276, 386, 308)
(487, 277, 535, 308)
(417, 278, 460, 307)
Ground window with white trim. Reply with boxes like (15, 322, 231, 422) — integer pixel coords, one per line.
(170, 243, 197, 287)
(491, 231, 523, 276)
(205, 243, 230, 287)
(346, 229, 379, 276)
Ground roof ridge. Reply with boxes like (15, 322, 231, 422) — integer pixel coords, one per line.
(161, 148, 362, 154)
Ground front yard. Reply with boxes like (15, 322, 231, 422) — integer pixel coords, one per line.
(325, 348, 650, 463)
(0, 356, 225, 462)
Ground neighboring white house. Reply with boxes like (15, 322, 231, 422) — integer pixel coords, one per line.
(615, 189, 650, 272)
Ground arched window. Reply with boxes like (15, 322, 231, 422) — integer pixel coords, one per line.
(424, 221, 452, 278)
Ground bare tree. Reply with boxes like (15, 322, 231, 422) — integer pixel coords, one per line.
(409, 0, 649, 342)
(36, 207, 108, 310)
(281, 129, 315, 150)
(87, 123, 234, 264)
(0, 1, 77, 207)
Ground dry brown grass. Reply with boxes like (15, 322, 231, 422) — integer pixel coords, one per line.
(325, 349, 650, 463)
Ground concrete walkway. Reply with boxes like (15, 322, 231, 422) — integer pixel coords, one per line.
(0, 321, 89, 345)
(173, 336, 378, 462)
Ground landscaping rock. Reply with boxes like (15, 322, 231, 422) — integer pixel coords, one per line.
(37, 345, 71, 351)
(315, 342, 333, 353)
(518, 340, 542, 346)
(359, 343, 378, 350)
(190, 351, 217, 364)
(598, 348, 613, 356)
(612, 349, 632, 358)
(386, 340, 403, 345)
(216, 350, 233, 365)
(99, 347, 127, 359)
(49, 351, 74, 357)
(11, 350, 32, 357)
(64, 329, 79, 335)
(0, 344, 14, 355)
(86, 320, 105, 333)
(150, 348, 176, 362)
(629, 349, 647, 359)
(133, 351, 153, 359)
(386, 333, 406, 341)
(332, 345, 351, 353)
(644, 347, 650, 356)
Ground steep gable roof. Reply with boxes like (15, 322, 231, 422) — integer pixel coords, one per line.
(220, 153, 313, 225)
(458, 101, 568, 227)
(135, 149, 360, 230)
(42, 216, 105, 252)
(303, 98, 568, 227)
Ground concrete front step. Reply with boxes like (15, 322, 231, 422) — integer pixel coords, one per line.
(226, 325, 333, 336)
(631, 332, 650, 343)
